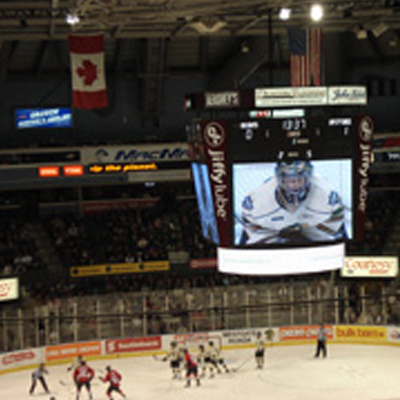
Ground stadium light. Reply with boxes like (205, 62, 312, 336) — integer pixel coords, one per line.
(310, 4, 324, 21)
(66, 10, 80, 25)
(279, 7, 292, 21)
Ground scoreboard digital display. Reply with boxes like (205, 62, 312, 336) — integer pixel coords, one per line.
(186, 86, 372, 275)
(230, 115, 355, 248)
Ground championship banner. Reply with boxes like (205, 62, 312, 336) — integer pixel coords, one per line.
(202, 120, 231, 247)
(69, 34, 108, 109)
(356, 115, 373, 241)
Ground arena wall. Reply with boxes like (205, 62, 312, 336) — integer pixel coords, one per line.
(2, 325, 400, 375)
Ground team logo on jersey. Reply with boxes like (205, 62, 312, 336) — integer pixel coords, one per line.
(328, 191, 341, 205)
(242, 196, 253, 210)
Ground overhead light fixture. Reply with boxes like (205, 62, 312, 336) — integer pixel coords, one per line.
(66, 10, 80, 25)
(241, 40, 250, 53)
(310, 4, 324, 21)
(190, 19, 226, 34)
(371, 22, 389, 38)
(279, 8, 291, 20)
(354, 25, 368, 40)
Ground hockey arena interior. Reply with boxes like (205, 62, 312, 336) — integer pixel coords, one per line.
(1, 1, 400, 400)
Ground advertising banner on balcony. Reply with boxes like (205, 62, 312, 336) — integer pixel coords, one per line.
(70, 261, 170, 277)
(341, 256, 398, 278)
(0, 277, 19, 302)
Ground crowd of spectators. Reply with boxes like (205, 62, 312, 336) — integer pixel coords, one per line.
(0, 187, 399, 305)
(347, 192, 400, 254)
(44, 197, 216, 268)
(0, 210, 45, 277)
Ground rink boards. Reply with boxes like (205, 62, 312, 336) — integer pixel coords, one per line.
(1, 324, 400, 375)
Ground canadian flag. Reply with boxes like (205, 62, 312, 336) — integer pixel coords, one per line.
(69, 34, 108, 109)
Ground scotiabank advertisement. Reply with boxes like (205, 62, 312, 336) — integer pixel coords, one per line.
(105, 336, 162, 354)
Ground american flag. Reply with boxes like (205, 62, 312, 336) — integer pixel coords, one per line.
(289, 27, 322, 87)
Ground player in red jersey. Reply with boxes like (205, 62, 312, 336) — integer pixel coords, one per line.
(73, 360, 95, 400)
(183, 348, 200, 388)
(100, 366, 126, 400)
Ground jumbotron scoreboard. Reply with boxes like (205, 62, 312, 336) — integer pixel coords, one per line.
(186, 86, 373, 275)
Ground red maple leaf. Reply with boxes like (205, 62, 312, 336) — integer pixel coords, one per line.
(76, 59, 98, 85)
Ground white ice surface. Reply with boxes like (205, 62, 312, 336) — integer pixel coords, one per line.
(2, 344, 400, 400)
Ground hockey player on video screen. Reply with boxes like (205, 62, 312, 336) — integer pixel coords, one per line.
(239, 160, 346, 245)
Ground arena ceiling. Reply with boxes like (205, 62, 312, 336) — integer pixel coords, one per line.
(0, 0, 400, 40)
(1, 1, 400, 118)
(0, 1, 399, 75)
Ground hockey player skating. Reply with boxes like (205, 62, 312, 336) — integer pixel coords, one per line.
(205, 340, 229, 377)
(196, 344, 207, 378)
(163, 341, 183, 379)
(73, 360, 95, 400)
(67, 354, 84, 372)
(254, 332, 265, 369)
(183, 348, 200, 388)
(29, 363, 50, 395)
(100, 365, 126, 400)
(239, 160, 346, 245)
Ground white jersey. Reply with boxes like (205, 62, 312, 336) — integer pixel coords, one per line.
(205, 344, 220, 360)
(240, 175, 345, 245)
(196, 347, 206, 366)
(255, 337, 265, 352)
(166, 346, 182, 362)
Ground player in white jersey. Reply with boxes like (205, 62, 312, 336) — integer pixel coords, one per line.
(205, 340, 229, 377)
(67, 355, 84, 372)
(163, 341, 183, 379)
(239, 161, 346, 245)
(254, 332, 265, 369)
(196, 344, 207, 377)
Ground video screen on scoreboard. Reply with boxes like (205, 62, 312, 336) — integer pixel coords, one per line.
(191, 163, 220, 245)
(229, 115, 355, 248)
(219, 113, 357, 275)
(233, 159, 353, 246)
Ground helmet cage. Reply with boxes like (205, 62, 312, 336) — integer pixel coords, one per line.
(276, 161, 313, 203)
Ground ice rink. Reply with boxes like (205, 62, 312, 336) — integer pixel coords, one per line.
(2, 344, 400, 400)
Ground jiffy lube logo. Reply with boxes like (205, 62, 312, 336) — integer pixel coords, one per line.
(204, 122, 225, 148)
(204, 122, 228, 222)
(358, 115, 373, 213)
